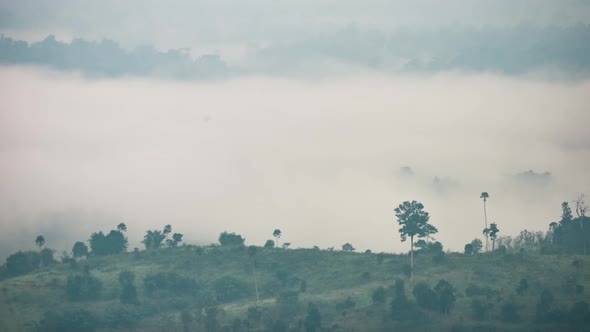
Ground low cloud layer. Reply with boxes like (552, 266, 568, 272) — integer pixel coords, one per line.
(1, 68, 589, 259)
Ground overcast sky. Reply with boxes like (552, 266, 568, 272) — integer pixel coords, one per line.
(1, 1, 589, 259)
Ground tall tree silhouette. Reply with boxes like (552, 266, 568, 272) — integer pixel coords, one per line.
(480, 192, 490, 251)
(395, 200, 437, 281)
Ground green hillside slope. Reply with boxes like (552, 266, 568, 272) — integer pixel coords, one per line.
(1, 245, 590, 331)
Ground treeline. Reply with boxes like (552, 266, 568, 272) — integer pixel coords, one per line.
(0, 34, 229, 79)
(3, 24, 590, 79)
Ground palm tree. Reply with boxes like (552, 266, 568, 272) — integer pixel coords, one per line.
(35, 235, 45, 248)
(35, 235, 45, 267)
(480, 192, 490, 251)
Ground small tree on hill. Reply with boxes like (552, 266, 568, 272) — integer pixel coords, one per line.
(163, 224, 172, 236)
(89, 226, 128, 255)
(264, 240, 275, 248)
(117, 223, 127, 232)
(166, 233, 183, 247)
(273, 229, 282, 248)
(394, 200, 438, 281)
(219, 231, 245, 246)
(342, 243, 356, 252)
(470, 238, 483, 254)
(483, 223, 500, 252)
(40, 248, 57, 266)
(143, 225, 176, 250)
(142, 230, 165, 249)
(72, 242, 89, 260)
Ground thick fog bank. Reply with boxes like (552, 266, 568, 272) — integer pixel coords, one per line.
(0, 68, 589, 259)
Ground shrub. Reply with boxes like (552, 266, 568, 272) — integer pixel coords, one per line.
(563, 276, 584, 295)
(213, 276, 250, 302)
(247, 306, 262, 323)
(569, 301, 590, 324)
(204, 307, 220, 332)
(465, 284, 497, 298)
(89, 229, 127, 255)
(412, 282, 437, 310)
(41, 248, 58, 266)
(435, 279, 456, 315)
(470, 298, 491, 321)
(264, 240, 275, 248)
(218, 232, 245, 246)
(300, 280, 307, 293)
(5, 251, 40, 276)
(143, 272, 198, 297)
(391, 279, 420, 321)
(372, 287, 386, 304)
(38, 309, 97, 332)
(103, 305, 141, 328)
(376, 253, 386, 264)
(500, 300, 521, 323)
(341, 243, 355, 252)
(66, 274, 103, 301)
(275, 270, 289, 286)
(336, 297, 356, 311)
(120, 284, 138, 305)
(304, 302, 322, 332)
(536, 289, 555, 321)
(432, 251, 446, 264)
(516, 278, 528, 295)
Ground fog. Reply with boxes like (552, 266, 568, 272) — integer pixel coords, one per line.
(1, 67, 589, 259)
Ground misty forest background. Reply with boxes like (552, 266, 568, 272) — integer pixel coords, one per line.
(2, 0, 590, 331)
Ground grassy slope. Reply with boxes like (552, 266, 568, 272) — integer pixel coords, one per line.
(1, 246, 590, 331)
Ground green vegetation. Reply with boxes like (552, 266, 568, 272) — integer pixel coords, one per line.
(1, 197, 590, 331)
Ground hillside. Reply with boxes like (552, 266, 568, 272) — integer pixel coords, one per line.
(1, 244, 590, 331)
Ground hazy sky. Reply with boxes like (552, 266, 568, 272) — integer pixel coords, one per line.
(1, 1, 589, 259)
